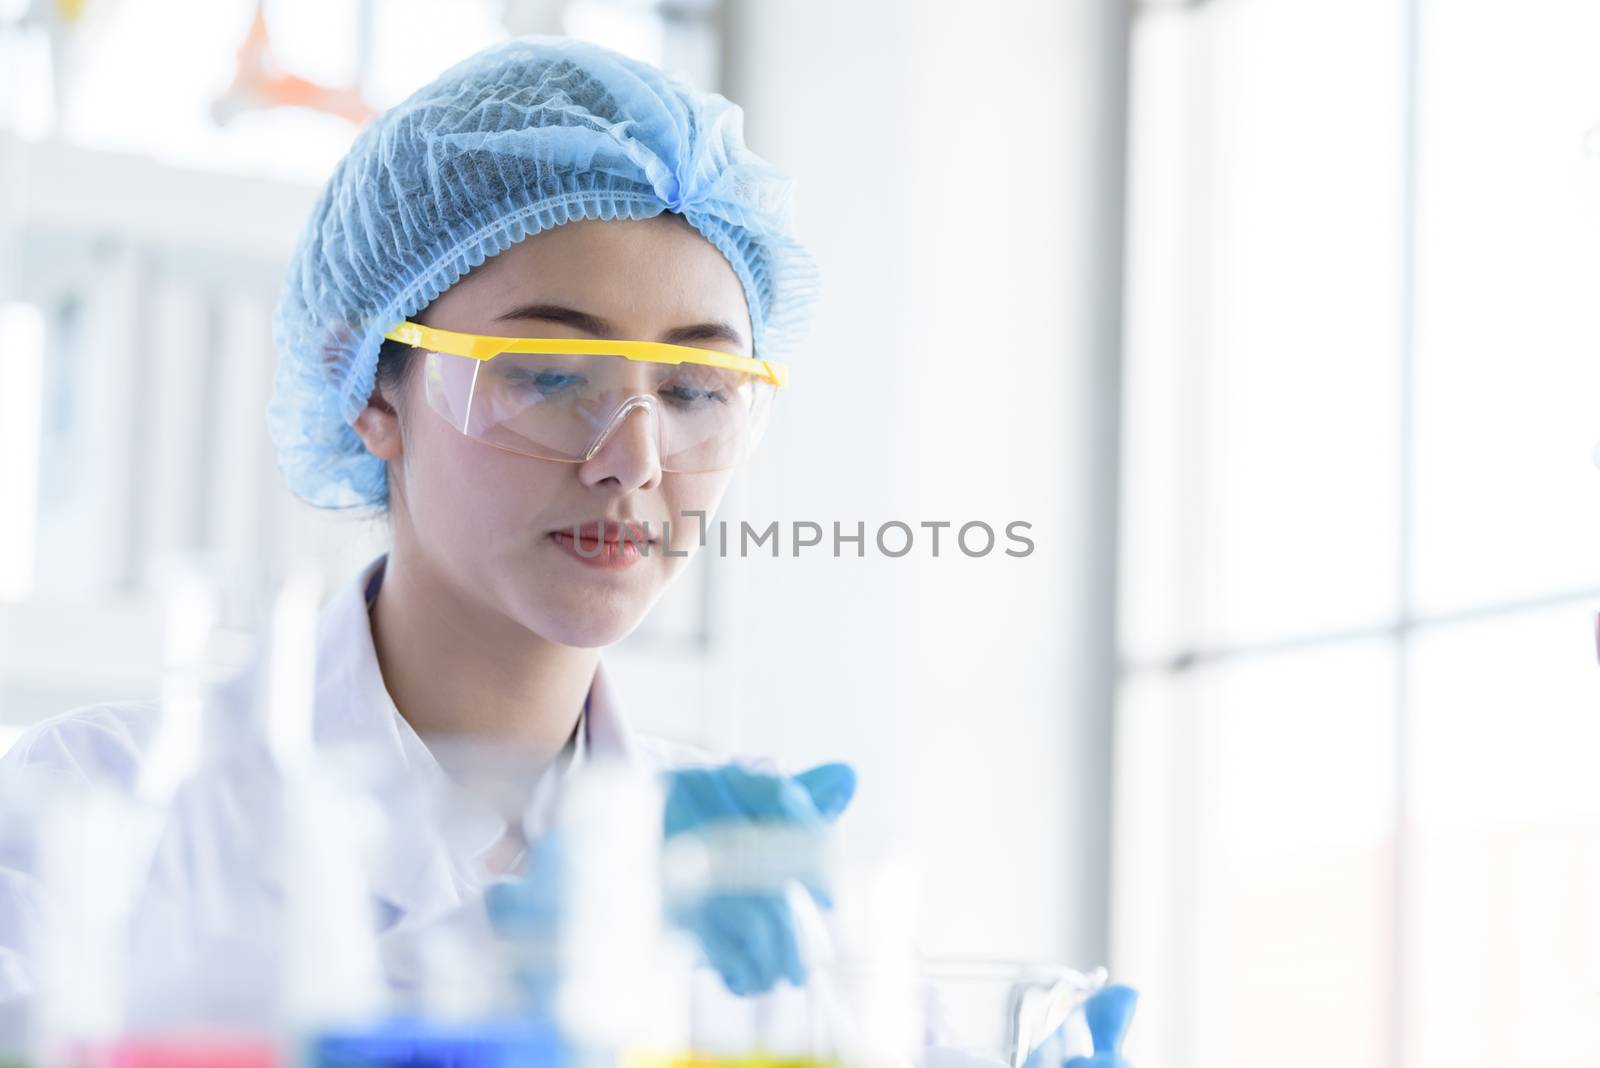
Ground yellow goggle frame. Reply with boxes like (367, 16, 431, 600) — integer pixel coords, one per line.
(382, 321, 789, 389)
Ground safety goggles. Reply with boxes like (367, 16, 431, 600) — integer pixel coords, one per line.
(382, 321, 789, 472)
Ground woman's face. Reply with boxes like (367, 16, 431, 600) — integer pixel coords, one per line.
(360, 214, 751, 647)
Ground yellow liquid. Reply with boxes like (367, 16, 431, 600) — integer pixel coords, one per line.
(622, 1052, 845, 1068)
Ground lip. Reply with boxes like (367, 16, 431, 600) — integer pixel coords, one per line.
(552, 518, 658, 544)
(548, 518, 658, 571)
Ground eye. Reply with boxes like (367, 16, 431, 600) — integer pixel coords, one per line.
(506, 368, 585, 395)
(660, 364, 740, 408)
(661, 383, 730, 407)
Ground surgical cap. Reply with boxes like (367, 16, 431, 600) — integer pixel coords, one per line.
(269, 35, 821, 509)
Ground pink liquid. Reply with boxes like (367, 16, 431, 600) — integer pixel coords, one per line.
(64, 1034, 282, 1068)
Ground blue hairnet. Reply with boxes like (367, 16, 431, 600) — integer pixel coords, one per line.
(269, 35, 821, 509)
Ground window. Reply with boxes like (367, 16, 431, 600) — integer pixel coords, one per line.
(1116, 1, 1600, 1065)
(1, 0, 707, 184)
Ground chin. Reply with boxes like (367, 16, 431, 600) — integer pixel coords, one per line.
(526, 603, 650, 648)
(546, 621, 644, 648)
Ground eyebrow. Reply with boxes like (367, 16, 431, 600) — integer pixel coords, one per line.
(493, 302, 748, 350)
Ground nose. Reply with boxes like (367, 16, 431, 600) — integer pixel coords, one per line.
(577, 398, 663, 493)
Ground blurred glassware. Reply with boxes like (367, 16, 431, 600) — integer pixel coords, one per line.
(917, 959, 1106, 1068)
(655, 821, 924, 1068)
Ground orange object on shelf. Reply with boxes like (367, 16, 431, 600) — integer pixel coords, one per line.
(211, 0, 377, 127)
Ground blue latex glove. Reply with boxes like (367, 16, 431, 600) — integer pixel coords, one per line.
(662, 762, 857, 997)
(1019, 984, 1137, 1068)
(1066, 984, 1138, 1067)
(663, 763, 857, 837)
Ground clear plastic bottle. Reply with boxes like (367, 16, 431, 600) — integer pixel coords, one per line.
(0, 766, 54, 1064)
(916, 959, 1103, 1068)
(649, 821, 926, 1068)
(29, 554, 289, 1067)
(484, 758, 671, 1067)
(263, 567, 558, 1068)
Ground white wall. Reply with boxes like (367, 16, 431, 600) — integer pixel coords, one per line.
(670, 0, 1128, 966)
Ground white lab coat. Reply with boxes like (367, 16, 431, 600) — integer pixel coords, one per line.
(0, 555, 1075, 1061)
(0, 551, 718, 1021)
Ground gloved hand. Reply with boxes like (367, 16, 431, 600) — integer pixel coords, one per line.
(662, 762, 857, 997)
(1020, 984, 1138, 1068)
(662, 762, 857, 836)
(1066, 984, 1138, 1067)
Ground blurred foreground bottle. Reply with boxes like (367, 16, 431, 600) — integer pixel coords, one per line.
(916, 959, 1104, 1068)
(30, 555, 286, 1067)
(635, 820, 924, 1068)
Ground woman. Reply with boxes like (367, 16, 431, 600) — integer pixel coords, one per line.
(0, 34, 854, 1015)
(0, 37, 1139, 1064)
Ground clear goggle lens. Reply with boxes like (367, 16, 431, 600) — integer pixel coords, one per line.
(422, 349, 776, 472)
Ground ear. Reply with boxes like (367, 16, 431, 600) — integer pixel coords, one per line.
(351, 383, 404, 461)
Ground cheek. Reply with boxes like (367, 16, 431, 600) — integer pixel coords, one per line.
(404, 411, 565, 548)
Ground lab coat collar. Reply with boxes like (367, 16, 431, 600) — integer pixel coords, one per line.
(315, 552, 640, 927)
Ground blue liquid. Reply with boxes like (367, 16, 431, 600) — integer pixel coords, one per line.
(308, 1016, 564, 1068)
